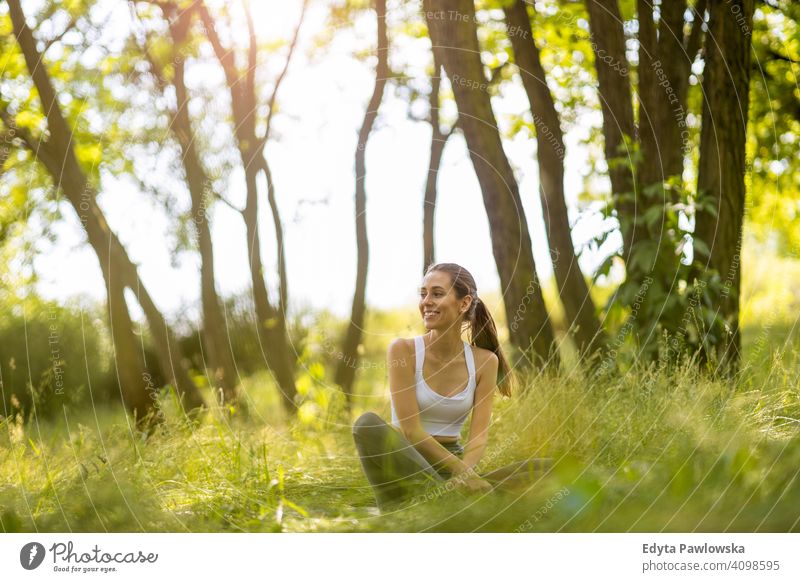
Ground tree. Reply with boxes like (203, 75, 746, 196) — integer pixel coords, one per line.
(134, 1, 239, 404)
(503, 0, 606, 358)
(423, 0, 558, 367)
(422, 46, 457, 274)
(3, 0, 205, 420)
(583, 0, 640, 265)
(581, 0, 757, 370)
(695, 0, 756, 371)
(334, 0, 389, 404)
(195, 0, 307, 414)
(582, 0, 739, 366)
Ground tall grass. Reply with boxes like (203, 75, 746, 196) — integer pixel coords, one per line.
(2, 340, 798, 532)
(1, 245, 799, 532)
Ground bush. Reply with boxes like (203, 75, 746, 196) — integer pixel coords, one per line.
(0, 297, 118, 420)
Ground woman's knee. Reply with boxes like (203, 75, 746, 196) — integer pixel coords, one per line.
(352, 411, 386, 438)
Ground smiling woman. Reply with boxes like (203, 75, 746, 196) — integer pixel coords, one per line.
(351, 262, 552, 511)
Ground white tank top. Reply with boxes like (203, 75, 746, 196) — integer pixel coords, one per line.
(391, 335, 477, 438)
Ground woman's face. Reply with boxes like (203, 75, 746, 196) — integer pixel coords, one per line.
(418, 271, 471, 331)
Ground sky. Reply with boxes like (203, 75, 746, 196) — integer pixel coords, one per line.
(29, 0, 617, 323)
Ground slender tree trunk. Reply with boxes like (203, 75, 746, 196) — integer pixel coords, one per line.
(105, 268, 154, 422)
(422, 133, 447, 274)
(198, 0, 299, 413)
(258, 0, 308, 317)
(422, 48, 453, 274)
(165, 13, 238, 404)
(659, 0, 694, 180)
(584, 0, 642, 267)
(8, 0, 204, 417)
(423, 0, 558, 367)
(118, 254, 205, 410)
(504, 0, 606, 358)
(636, 0, 663, 190)
(243, 166, 298, 413)
(335, 0, 389, 403)
(696, 0, 755, 372)
(632, 0, 680, 336)
(196, 204, 239, 404)
(260, 157, 289, 316)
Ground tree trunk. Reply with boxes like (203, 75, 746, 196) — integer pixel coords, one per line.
(260, 156, 289, 316)
(198, 0, 299, 414)
(335, 0, 389, 403)
(584, 0, 642, 267)
(422, 48, 453, 274)
(636, 0, 663, 191)
(696, 0, 755, 372)
(167, 13, 238, 404)
(504, 0, 606, 358)
(658, 0, 694, 180)
(105, 267, 154, 423)
(423, 0, 558, 367)
(422, 133, 447, 274)
(244, 167, 299, 413)
(8, 0, 205, 417)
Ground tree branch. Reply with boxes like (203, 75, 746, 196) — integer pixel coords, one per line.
(42, 16, 79, 55)
(767, 48, 800, 64)
(7, 0, 76, 166)
(261, 0, 310, 145)
(196, 0, 240, 91)
(214, 192, 244, 214)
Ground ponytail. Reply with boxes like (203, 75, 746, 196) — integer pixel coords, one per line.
(470, 298, 513, 397)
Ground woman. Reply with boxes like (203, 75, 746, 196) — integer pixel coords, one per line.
(352, 262, 549, 510)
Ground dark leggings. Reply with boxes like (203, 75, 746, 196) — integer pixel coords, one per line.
(352, 412, 552, 510)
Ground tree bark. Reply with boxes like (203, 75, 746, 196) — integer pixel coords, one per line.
(258, 0, 309, 317)
(423, 0, 558, 367)
(161, 8, 238, 404)
(243, 165, 298, 413)
(8, 0, 205, 417)
(584, 0, 642, 266)
(695, 0, 755, 372)
(658, 0, 695, 180)
(636, 0, 663, 190)
(105, 267, 155, 422)
(504, 0, 606, 358)
(422, 47, 453, 274)
(260, 156, 288, 316)
(334, 0, 389, 403)
(198, 0, 299, 413)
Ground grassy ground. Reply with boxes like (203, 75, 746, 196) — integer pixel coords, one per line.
(2, 248, 799, 532)
(1, 321, 798, 533)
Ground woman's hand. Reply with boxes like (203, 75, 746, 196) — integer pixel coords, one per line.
(458, 475, 492, 494)
(452, 468, 492, 494)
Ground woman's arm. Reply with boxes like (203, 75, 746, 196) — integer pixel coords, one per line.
(461, 351, 498, 472)
(388, 339, 472, 476)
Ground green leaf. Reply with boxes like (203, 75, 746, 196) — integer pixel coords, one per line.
(643, 204, 663, 231)
(692, 238, 711, 258)
(642, 181, 665, 199)
(628, 239, 659, 273)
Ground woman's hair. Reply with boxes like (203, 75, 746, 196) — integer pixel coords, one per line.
(425, 262, 513, 396)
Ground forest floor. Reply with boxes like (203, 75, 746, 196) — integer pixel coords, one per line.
(2, 320, 799, 533)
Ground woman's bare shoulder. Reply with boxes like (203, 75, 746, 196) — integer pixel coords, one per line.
(387, 337, 415, 361)
(388, 337, 414, 352)
(387, 338, 416, 376)
(471, 345, 499, 369)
